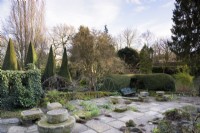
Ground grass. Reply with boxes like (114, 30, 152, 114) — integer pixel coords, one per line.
(0, 109, 23, 118)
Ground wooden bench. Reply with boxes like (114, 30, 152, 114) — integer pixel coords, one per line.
(120, 87, 136, 97)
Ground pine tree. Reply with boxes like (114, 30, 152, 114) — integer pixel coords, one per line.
(43, 45, 56, 80)
(168, 0, 200, 70)
(25, 42, 37, 68)
(139, 45, 153, 74)
(58, 47, 71, 82)
(2, 38, 18, 70)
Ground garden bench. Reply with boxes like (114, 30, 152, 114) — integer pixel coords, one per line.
(120, 87, 136, 97)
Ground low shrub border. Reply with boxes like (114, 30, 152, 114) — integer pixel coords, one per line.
(43, 90, 117, 104)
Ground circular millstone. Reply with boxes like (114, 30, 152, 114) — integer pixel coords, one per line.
(47, 109, 69, 124)
(37, 116, 75, 133)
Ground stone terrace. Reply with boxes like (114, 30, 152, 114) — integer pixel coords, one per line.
(2, 96, 200, 133)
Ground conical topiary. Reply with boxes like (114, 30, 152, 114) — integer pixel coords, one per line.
(2, 38, 18, 70)
(43, 45, 56, 80)
(58, 47, 71, 82)
(25, 41, 37, 68)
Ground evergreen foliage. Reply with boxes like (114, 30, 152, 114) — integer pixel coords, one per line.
(130, 74, 175, 91)
(2, 38, 18, 70)
(168, 0, 200, 72)
(25, 42, 37, 68)
(43, 45, 56, 80)
(139, 45, 153, 74)
(58, 47, 71, 82)
(117, 47, 139, 68)
(0, 69, 43, 109)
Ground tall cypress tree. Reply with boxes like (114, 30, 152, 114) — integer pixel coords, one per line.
(168, 0, 200, 70)
(58, 47, 71, 82)
(25, 42, 37, 68)
(43, 45, 56, 80)
(2, 38, 18, 70)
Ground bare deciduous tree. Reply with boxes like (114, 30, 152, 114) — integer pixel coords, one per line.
(152, 38, 176, 71)
(122, 28, 137, 48)
(2, 0, 46, 68)
(141, 30, 155, 46)
(49, 24, 75, 59)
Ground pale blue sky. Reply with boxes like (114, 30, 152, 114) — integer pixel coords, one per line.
(0, 0, 175, 37)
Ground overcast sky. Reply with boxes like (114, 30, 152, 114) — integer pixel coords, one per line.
(0, 0, 175, 38)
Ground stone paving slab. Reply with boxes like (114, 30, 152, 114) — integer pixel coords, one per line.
(107, 120, 125, 129)
(8, 126, 26, 133)
(98, 115, 116, 123)
(108, 112, 126, 119)
(81, 129, 97, 133)
(72, 123, 88, 133)
(25, 125, 38, 133)
(103, 128, 123, 133)
(86, 120, 111, 132)
(144, 111, 159, 116)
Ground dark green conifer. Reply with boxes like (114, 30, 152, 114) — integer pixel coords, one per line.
(25, 42, 37, 68)
(58, 47, 71, 82)
(43, 45, 56, 80)
(2, 38, 18, 70)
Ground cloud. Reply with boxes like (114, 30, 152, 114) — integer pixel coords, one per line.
(46, 0, 121, 30)
(161, 1, 174, 8)
(134, 6, 147, 12)
(0, 0, 11, 30)
(126, 0, 141, 5)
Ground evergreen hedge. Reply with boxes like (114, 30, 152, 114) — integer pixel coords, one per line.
(2, 39, 18, 70)
(0, 69, 43, 109)
(130, 74, 175, 91)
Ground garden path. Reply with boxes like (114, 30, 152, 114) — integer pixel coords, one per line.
(2, 96, 200, 133)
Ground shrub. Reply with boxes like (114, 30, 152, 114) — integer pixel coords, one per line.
(0, 69, 43, 109)
(173, 72, 194, 94)
(130, 74, 175, 91)
(2, 38, 18, 70)
(152, 66, 180, 75)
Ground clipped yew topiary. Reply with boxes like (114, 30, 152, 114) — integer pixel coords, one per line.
(25, 42, 37, 68)
(2, 38, 18, 70)
(58, 47, 71, 82)
(130, 74, 175, 91)
(43, 45, 56, 80)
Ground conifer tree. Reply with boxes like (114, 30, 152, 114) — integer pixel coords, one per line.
(58, 47, 71, 82)
(168, 0, 200, 71)
(25, 42, 37, 68)
(139, 45, 153, 74)
(2, 38, 18, 70)
(43, 45, 56, 80)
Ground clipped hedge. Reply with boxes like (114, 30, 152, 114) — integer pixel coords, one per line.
(98, 74, 134, 92)
(152, 66, 180, 75)
(0, 69, 43, 109)
(130, 74, 175, 91)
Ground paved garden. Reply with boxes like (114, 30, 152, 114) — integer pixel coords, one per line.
(1, 96, 199, 133)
